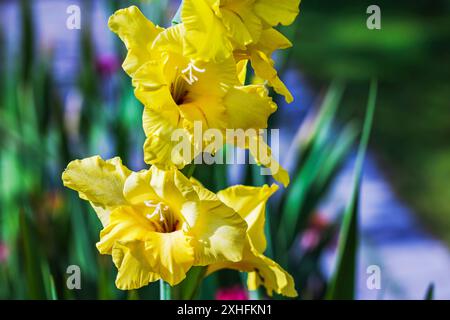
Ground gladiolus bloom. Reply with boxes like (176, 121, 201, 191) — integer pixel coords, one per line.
(207, 184, 297, 297)
(62, 156, 247, 289)
(181, 0, 301, 102)
(109, 6, 289, 186)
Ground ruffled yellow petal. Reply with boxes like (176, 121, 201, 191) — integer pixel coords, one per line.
(224, 85, 277, 130)
(135, 25, 243, 168)
(250, 50, 293, 103)
(112, 231, 195, 288)
(123, 170, 159, 205)
(254, 0, 300, 26)
(248, 135, 290, 187)
(132, 60, 174, 109)
(108, 6, 163, 76)
(179, 96, 228, 131)
(148, 166, 199, 214)
(187, 58, 238, 98)
(222, 86, 289, 186)
(182, 200, 247, 265)
(256, 28, 293, 54)
(96, 206, 154, 254)
(177, 56, 237, 130)
(153, 24, 236, 97)
(130, 167, 246, 268)
(142, 107, 193, 169)
(217, 184, 278, 253)
(207, 240, 297, 297)
(241, 28, 293, 103)
(236, 60, 249, 85)
(62, 156, 131, 226)
(190, 178, 218, 201)
(143, 230, 195, 286)
(246, 250, 297, 297)
(151, 23, 185, 57)
(227, 134, 290, 187)
(112, 241, 161, 290)
(219, 0, 262, 48)
(181, 0, 233, 62)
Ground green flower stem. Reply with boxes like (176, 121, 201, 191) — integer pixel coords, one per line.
(160, 280, 171, 300)
(181, 163, 196, 178)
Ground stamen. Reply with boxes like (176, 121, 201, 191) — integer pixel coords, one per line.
(143, 200, 178, 233)
(181, 60, 205, 85)
(145, 200, 169, 222)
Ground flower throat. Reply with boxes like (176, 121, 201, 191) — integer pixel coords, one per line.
(144, 200, 179, 233)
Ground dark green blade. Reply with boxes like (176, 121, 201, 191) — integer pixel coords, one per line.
(326, 80, 377, 300)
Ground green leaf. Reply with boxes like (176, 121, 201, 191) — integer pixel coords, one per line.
(48, 274, 58, 300)
(424, 283, 434, 300)
(68, 194, 98, 280)
(41, 260, 58, 300)
(277, 82, 347, 252)
(326, 80, 377, 300)
(181, 164, 197, 179)
(177, 266, 207, 300)
(20, 210, 47, 299)
(19, 0, 34, 83)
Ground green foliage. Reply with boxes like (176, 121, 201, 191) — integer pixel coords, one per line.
(277, 82, 348, 249)
(424, 283, 434, 300)
(326, 80, 377, 300)
(0, 0, 399, 301)
(291, 0, 450, 244)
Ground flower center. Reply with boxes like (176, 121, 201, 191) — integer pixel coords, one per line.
(144, 200, 179, 233)
(170, 61, 205, 105)
(171, 72, 189, 105)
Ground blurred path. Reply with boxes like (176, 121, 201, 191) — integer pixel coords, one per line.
(279, 72, 450, 300)
(322, 155, 450, 300)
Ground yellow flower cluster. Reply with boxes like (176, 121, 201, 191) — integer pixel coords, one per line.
(62, 0, 300, 298)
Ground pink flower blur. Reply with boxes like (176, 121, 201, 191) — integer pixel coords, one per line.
(216, 286, 248, 300)
(300, 213, 331, 251)
(0, 242, 9, 264)
(95, 54, 120, 77)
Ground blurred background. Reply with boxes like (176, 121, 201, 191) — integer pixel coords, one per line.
(0, 0, 449, 300)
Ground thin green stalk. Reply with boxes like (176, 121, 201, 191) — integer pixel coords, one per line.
(424, 283, 434, 300)
(326, 79, 378, 300)
(160, 280, 171, 300)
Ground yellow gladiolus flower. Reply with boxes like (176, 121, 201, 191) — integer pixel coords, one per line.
(62, 156, 248, 289)
(108, 5, 163, 77)
(109, 6, 290, 186)
(181, 0, 301, 102)
(234, 28, 295, 103)
(207, 183, 297, 297)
